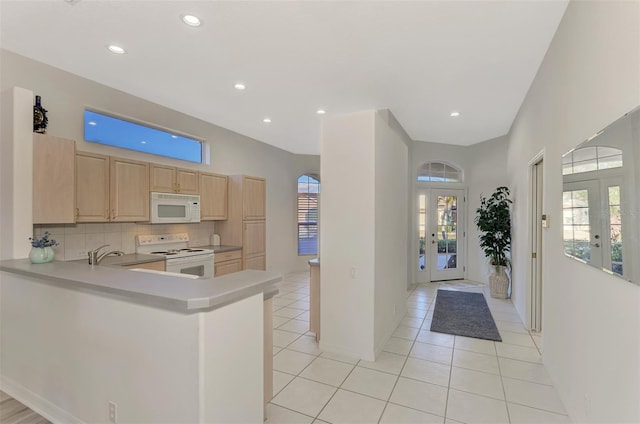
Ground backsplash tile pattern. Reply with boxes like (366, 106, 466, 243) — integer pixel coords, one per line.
(33, 222, 216, 261)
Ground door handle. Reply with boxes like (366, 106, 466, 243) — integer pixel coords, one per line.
(591, 243, 600, 248)
(431, 240, 435, 244)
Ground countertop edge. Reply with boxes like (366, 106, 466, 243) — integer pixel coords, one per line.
(0, 259, 281, 313)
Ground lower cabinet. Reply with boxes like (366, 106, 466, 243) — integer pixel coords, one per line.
(244, 255, 266, 271)
(214, 250, 242, 277)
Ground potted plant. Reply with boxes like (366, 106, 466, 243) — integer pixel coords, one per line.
(475, 186, 512, 298)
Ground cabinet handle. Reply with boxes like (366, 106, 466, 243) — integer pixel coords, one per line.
(111, 209, 115, 221)
(76, 208, 80, 219)
(106, 209, 109, 220)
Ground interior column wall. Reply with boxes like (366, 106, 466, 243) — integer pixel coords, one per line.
(320, 111, 376, 359)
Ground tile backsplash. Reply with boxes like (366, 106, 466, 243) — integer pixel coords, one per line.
(33, 222, 216, 261)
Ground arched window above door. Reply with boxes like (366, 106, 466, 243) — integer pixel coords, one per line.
(417, 162, 462, 182)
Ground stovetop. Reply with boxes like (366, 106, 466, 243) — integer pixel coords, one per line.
(136, 234, 214, 259)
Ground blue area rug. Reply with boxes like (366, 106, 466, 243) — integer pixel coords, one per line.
(430, 289, 502, 342)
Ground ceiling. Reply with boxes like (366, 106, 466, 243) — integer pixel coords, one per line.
(0, 1, 568, 155)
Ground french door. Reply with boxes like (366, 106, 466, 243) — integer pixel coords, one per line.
(417, 188, 465, 282)
(562, 177, 623, 276)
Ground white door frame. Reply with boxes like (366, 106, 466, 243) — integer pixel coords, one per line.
(527, 153, 544, 331)
(415, 184, 467, 283)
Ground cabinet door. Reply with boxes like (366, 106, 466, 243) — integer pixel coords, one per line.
(76, 152, 110, 222)
(110, 157, 149, 222)
(243, 220, 265, 257)
(33, 134, 76, 223)
(176, 168, 199, 194)
(243, 255, 265, 271)
(243, 177, 266, 220)
(200, 172, 228, 220)
(214, 259, 242, 276)
(150, 164, 175, 193)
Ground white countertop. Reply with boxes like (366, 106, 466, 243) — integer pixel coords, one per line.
(0, 259, 280, 313)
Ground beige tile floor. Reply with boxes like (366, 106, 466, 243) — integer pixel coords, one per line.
(267, 272, 569, 424)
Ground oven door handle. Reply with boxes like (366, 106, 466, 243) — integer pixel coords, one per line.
(166, 254, 214, 265)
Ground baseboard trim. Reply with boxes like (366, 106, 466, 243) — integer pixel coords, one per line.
(1, 376, 85, 424)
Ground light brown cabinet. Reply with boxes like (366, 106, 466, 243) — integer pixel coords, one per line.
(243, 176, 266, 220)
(214, 249, 242, 277)
(76, 153, 149, 222)
(199, 172, 228, 220)
(217, 175, 266, 271)
(33, 134, 76, 224)
(76, 152, 110, 222)
(110, 157, 150, 222)
(309, 261, 320, 341)
(150, 164, 198, 194)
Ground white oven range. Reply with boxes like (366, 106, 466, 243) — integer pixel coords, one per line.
(136, 233, 214, 278)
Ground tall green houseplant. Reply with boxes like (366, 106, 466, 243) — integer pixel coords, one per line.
(475, 186, 512, 298)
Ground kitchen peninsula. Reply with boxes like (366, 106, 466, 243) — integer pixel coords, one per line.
(0, 259, 280, 423)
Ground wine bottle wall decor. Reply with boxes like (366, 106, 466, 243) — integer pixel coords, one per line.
(33, 95, 48, 134)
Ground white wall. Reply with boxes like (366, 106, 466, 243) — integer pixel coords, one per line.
(320, 111, 376, 359)
(507, 1, 640, 422)
(320, 110, 410, 360)
(373, 110, 410, 352)
(1, 272, 264, 423)
(0, 87, 33, 260)
(0, 49, 319, 274)
(466, 136, 509, 283)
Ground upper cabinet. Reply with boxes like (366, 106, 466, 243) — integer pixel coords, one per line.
(76, 152, 110, 222)
(110, 157, 150, 222)
(200, 172, 228, 220)
(33, 134, 76, 224)
(150, 164, 198, 195)
(243, 176, 266, 221)
(76, 153, 149, 222)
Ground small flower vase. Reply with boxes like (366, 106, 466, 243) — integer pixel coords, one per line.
(29, 246, 55, 264)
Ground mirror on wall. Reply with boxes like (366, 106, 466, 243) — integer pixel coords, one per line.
(562, 106, 639, 284)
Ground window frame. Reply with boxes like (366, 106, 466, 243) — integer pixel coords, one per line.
(83, 108, 208, 164)
(297, 174, 320, 256)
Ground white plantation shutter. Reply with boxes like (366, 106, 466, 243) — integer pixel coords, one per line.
(297, 175, 320, 255)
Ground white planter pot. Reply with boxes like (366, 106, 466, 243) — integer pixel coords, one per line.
(489, 265, 509, 299)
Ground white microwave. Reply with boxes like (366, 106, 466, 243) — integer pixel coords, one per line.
(150, 192, 201, 224)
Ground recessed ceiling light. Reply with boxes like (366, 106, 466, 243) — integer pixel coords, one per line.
(263, 118, 272, 123)
(316, 109, 326, 115)
(450, 111, 460, 117)
(171, 135, 178, 139)
(88, 121, 97, 126)
(181, 14, 201, 27)
(140, 141, 147, 144)
(107, 45, 126, 54)
(234, 83, 246, 91)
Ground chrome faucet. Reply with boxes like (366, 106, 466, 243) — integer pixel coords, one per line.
(88, 244, 124, 265)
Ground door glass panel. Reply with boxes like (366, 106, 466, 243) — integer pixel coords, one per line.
(563, 189, 591, 261)
(418, 194, 427, 271)
(436, 195, 458, 270)
(608, 186, 623, 276)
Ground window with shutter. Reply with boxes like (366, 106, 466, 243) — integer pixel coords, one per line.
(297, 174, 320, 255)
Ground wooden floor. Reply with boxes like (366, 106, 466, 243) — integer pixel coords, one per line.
(0, 391, 50, 424)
